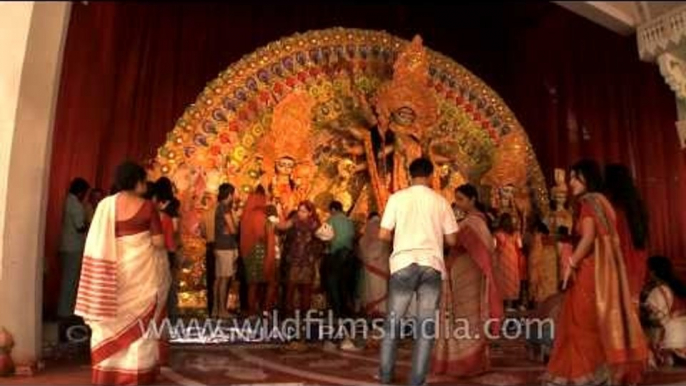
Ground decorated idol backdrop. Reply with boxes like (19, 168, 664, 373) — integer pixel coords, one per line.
(148, 28, 549, 310)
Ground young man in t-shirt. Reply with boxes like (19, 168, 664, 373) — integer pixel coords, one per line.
(214, 183, 238, 318)
(378, 158, 459, 386)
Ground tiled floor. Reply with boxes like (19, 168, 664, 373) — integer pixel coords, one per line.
(2, 340, 686, 385)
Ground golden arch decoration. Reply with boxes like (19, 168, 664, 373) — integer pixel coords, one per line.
(148, 28, 549, 309)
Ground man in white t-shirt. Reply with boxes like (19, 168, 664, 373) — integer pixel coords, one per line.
(378, 158, 459, 386)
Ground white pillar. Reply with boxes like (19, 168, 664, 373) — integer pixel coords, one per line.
(0, 1, 71, 369)
(0, 2, 34, 283)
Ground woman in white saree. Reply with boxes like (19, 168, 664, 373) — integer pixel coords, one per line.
(75, 162, 171, 385)
(642, 255, 686, 367)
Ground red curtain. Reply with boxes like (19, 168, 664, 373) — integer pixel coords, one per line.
(505, 7, 686, 271)
(44, 2, 686, 313)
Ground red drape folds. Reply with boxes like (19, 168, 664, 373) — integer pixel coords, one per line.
(504, 4, 686, 278)
(239, 192, 276, 281)
(45, 2, 686, 315)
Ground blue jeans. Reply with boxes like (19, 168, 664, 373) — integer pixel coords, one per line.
(379, 263, 442, 386)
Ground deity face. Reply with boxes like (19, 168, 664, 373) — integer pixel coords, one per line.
(337, 159, 356, 179)
(275, 157, 296, 176)
(498, 185, 516, 206)
(391, 106, 417, 127)
(438, 164, 451, 179)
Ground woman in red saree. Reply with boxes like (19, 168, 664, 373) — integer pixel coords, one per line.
(432, 184, 503, 377)
(75, 162, 170, 385)
(605, 163, 649, 308)
(543, 159, 647, 385)
(240, 186, 278, 315)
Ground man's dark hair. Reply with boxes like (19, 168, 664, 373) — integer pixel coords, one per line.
(218, 183, 235, 201)
(409, 158, 434, 178)
(329, 200, 344, 212)
(68, 178, 90, 197)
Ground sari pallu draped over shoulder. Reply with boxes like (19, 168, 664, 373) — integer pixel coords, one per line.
(75, 195, 170, 385)
(432, 212, 503, 378)
(583, 193, 647, 374)
(75, 195, 118, 321)
(543, 193, 647, 385)
(456, 212, 504, 325)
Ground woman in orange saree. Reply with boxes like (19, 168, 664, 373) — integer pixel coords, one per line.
(543, 159, 647, 385)
(432, 184, 503, 377)
(75, 162, 171, 385)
